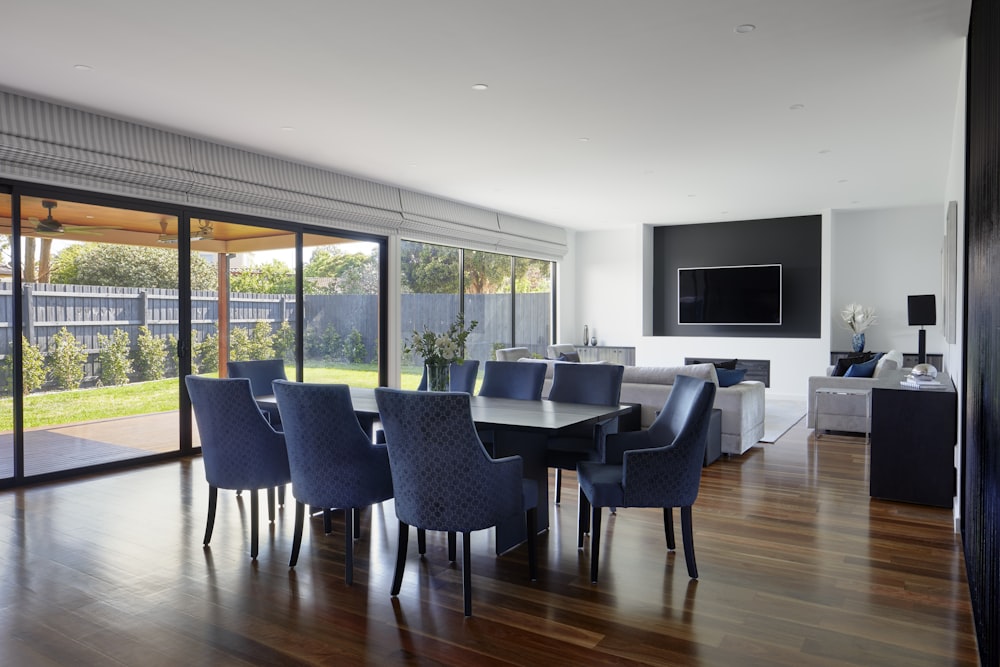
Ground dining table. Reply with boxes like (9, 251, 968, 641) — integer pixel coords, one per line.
(258, 387, 631, 554)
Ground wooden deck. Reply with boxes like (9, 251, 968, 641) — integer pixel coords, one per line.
(0, 411, 182, 478)
(0, 417, 979, 665)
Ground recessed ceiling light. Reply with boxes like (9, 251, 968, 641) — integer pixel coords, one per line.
(577, 137, 591, 142)
(720, 211, 729, 214)
(471, 83, 489, 91)
(73, 64, 94, 71)
(280, 126, 295, 132)
(819, 149, 831, 154)
(687, 194, 697, 198)
(789, 103, 805, 111)
(734, 24, 756, 34)
(85, 215, 94, 219)
(838, 178, 849, 183)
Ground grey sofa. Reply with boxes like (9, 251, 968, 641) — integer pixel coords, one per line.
(806, 349, 903, 433)
(523, 359, 766, 456)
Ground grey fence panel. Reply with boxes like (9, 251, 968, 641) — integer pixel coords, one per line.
(0, 282, 551, 386)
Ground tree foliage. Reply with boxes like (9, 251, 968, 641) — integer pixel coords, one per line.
(133, 326, 166, 381)
(305, 247, 379, 294)
(97, 328, 132, 386)
(400, 241, 460, 294)
(229, 259, 296, 294)
(50, 243, 216, 290)
(47, 327, 87, 390)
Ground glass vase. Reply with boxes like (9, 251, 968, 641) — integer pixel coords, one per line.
(852, 332, 865, 353)
(425, 363, 450, 391)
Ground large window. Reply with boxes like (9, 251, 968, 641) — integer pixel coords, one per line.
(400, 240, 553, 385)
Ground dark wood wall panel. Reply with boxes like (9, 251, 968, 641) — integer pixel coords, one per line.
(964, 3, 999, 665)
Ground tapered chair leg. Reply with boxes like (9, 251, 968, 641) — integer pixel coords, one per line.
(417, 528, 427, 555)
(391, 521, 409, 596)
(289, 501, 305, 567)
(250, 489, 260, 560)
(267, 487, 276, 523)
(323, 509, 333, 534)
(664, 507, 676, 550)
(277, 484, 286, 507)
(526, 508, 538, 581)
(554, 468, 562, 504)
(353, 506, 362, 539)
(462, 531, 473, 617)
(204, 485, 218, 546)
(345, 508, 355, 586)
(590, 506, 602, 583)
(448, 531, 457, 562)
(680, 506, 698, 579)
(578, 493, 591, 548)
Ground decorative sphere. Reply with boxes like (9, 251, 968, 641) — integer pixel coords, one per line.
(911, 363, 938, 379)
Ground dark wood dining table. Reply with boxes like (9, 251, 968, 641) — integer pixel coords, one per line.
(259, 387, 630, 554)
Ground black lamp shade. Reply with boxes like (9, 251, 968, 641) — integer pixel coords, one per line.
(908, 295, 936, 326)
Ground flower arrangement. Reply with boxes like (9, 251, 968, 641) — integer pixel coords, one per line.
(404, 312, 478, 367)
(841, 303, 877, 333)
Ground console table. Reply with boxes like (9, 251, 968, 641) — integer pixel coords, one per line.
(575, 346, 635, 365)
(869, 370, 957, 507)
(830, 351, 944, 369)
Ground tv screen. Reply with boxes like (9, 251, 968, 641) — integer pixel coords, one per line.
(678, 264, 782, 325)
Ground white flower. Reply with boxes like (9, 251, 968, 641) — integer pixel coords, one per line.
(841, 303, 877, 333)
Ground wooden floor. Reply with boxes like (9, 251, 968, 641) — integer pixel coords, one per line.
(0, 418, 979, 666)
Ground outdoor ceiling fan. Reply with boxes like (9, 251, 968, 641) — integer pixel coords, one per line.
(157, 218, 214, 244)
(27, 200, 119, 235)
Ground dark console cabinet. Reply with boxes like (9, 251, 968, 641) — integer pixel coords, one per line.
(870, 374, 957, 508)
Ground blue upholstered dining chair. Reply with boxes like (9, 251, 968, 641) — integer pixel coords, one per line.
(374, 388, 538, 617)
(185, 375, 291, 560)
(227, 359, 288, 426)
(478, 360, 546, 400)
(271, 380, 393, 584)
(545, 363, 625, 504)
(577, 374, 716, 583)
(416, 359, 480, 393)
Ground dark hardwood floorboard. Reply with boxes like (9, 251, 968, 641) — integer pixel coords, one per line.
(0, 419, 979, 666)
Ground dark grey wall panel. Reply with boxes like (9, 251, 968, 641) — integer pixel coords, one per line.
(963, 2, 999, 665)
(652, 215, 822, 338)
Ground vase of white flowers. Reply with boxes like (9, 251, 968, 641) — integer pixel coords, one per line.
(841, 303, 877, 352)
(404, 312, 478, 391)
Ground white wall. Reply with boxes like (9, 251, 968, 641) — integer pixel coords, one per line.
(830, 205, 945, 357)
(567, 205, 951, 399)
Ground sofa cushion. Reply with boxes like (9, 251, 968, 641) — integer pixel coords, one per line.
(844, 357, 878, 378)
(716, 368, 747, 387)
(621, 363, 718, 386)
(873, 349, 903, 378)
(833, 352, 875, 377)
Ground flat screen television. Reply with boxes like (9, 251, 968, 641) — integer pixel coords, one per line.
(678, 264, 782, 325)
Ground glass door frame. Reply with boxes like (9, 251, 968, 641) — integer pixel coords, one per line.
(2, 179, 388, 487)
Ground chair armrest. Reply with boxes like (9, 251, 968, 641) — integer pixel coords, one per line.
(604, 429, 656, 464)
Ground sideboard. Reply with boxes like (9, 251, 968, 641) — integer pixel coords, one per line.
(575, 346, 635, 365)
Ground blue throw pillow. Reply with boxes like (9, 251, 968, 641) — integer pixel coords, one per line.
(716, 368, 747, 387)
(844, 357, 878, 378)
(557, 352, 580, 362)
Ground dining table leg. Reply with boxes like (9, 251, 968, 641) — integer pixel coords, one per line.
(491, 429, 549, 555)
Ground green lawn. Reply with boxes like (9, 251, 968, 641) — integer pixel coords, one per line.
(1, 363, 427, 431)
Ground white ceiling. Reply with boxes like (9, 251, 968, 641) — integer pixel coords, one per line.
(1, 0, 971, 231)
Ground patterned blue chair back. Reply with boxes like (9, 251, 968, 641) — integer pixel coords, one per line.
(622, 375, 716, 508)
(416, 360, 480, 393)
(548, 363, 624, 406)
(185, 375, 290, 490)
(478, 361, 546, 400)
(374, 388, 523, 532)
(271, 380, 392, 509)
(226, 359, 287, 397)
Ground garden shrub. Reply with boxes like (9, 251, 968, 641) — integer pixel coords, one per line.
(48, 327, 87, 390)
(272, 321, 295, 361)
(97, 328, 132, 386)
(4, 335, 46, 395)
(343, 328, 367, 364)
(194, 331, 218, 373)
(134, 326, 166, 381)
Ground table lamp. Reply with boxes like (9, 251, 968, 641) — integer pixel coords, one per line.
(907, 294, 936, 365)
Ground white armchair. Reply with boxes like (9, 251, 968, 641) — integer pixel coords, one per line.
(495, 346, 531, 361)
